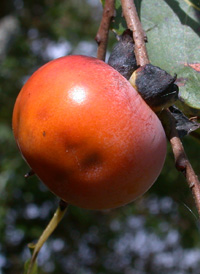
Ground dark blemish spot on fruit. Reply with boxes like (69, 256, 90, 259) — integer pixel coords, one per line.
(65, 142, 81, 153)
(43, 131, 46, 136)
(81, 152, 102, 169)
(37, 108, 50, 121)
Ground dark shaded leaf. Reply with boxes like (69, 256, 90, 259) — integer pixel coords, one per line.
(111, 0, 127, 35)
(169, 105, 200, 137)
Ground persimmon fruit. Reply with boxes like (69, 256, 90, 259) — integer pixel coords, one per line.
(12, 55, 167, 210)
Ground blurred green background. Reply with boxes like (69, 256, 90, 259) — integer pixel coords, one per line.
(0, 0, 200, 273)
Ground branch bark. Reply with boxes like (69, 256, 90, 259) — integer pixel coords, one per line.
(121, 0, 149, 66)
(121, 0, 200, 218)
(164, 110, 200, 217)
(95, 0, 115, 61)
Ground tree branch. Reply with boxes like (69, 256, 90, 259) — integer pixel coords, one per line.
(95, 0, 115, 61)
(121, 0, 200, 218)
(121, 0, 149, 66)
(163, 110, 200, 216)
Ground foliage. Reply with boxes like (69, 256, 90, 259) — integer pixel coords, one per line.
(110, 0, 200, 115)
(142, 0, 200, 115)
(0, 0, 200, 274)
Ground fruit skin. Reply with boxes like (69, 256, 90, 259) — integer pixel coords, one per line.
(12, 55, 167, 210)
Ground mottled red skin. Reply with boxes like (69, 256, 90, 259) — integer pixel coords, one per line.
(12, 55, 166, 210)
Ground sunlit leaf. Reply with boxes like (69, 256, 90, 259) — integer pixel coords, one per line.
(140, 0, 200, 115)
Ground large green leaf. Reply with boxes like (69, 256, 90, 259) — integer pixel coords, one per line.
(140, 0, 200, 115)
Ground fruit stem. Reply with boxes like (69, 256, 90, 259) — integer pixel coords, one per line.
(27, 200, 68, 274)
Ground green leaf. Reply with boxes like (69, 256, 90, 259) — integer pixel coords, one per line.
(140, 0, 200, 115)
(100, 0, 127, 35)
(110, 0, 126, 35)
(24, 259, 38, 274)
(100, 1, 144, 35)
(100, 0, 105, 7)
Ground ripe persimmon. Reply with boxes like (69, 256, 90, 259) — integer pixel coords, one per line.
(12, 55, 166, 210)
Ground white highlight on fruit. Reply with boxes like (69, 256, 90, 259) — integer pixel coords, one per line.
(68, 86, 87, 104)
